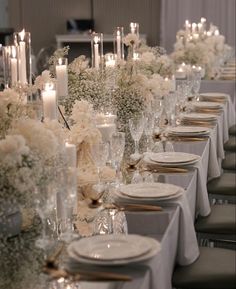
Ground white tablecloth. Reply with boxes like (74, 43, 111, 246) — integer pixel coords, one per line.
(200, 80, 236, 112)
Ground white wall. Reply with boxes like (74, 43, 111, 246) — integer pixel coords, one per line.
(8, 0, 161, 54)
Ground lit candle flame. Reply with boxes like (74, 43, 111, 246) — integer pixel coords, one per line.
(94, 35, 100, 44)
(19, 29, 25, 41)
(45, 82, 54, 91)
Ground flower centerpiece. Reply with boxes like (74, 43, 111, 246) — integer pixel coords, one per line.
(171, 20, 233, 79)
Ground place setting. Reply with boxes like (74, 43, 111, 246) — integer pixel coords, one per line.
(180, 112, 218, 127)
(113, 182, 184, 205)
(166, 125, 211, 142)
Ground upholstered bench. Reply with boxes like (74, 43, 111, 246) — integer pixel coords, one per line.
(172, 247, 236, 289)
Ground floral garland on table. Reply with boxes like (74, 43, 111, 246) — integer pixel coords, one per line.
(171, 23, 233, 79)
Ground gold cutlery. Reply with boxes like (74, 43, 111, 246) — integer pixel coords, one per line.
(104, 203, 163, 211)
(44, 266, 132, 282)
(168, 136, 208, 142)
(142, 166, 189, 174)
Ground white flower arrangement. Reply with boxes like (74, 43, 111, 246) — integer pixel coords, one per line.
(123, 33, 140, 47)
(136, 44, 175, 78)
(172, 23, 233, 79)
(69, 100, 101, 148)
(0, 88, 29, 138)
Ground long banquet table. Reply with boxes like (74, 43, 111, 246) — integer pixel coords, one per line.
(1, 90, 234, 289)
(200, 79, 236, 111)
(69, 93, 235, 289)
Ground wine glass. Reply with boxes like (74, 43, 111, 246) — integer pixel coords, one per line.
(129, 115, 146, 155)
(110, 132, 125, 186)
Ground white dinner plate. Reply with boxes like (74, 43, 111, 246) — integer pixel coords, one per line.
(67, 235, 161, 266)
(182, 113, 217, 120)
(119, 183, 182, 198)
(200, 92, 229, 100)
(149, 152, 200, 164)
(192, 101, 223, 109)
(114, 189, 183, 203)
(167, 126, 210, 136)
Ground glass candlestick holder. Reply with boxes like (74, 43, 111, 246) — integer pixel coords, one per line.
(2, 46, 11, 88)
(130, 22, 139, 37)
(14, 29, 32, 85)
(91, 32, 103, 70)
(114, 27, 124, 61)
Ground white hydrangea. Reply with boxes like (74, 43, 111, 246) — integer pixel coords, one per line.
(70, 100, 101, 147)
(10, 119, 59, 160)
(34, 70, 53, 91)
(0, 134, 29, 165)
(123, 33, 140, 47)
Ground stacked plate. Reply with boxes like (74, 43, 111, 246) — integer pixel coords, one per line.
(181, 113, 217, 126)
(167, 126, 210, 137)
(220, 61, 236, 80)
(146, 151, 200, 167)
(67, 234, 161, 266)
(199, 92, 228, 102)
(115, 182, 184, 204)
(192, 101, 223, 109)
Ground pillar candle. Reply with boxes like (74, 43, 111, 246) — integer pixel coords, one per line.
(56, 58, 68, 99)
(94, 36, 100, 69)
(18, 30, 27, 84)
(10, 47, 18, 85)
(65, 142, 77, 168)
(42, 83, 57, 120)
(117, 31, 121, 60)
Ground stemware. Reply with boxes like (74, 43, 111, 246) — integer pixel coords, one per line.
(34, 184, 57, 250)
(110, 132, 125, 186)
(129, 114, 146, 155)
(144, 112, 155, 152)
(91, 142, 110, 190)
(190, 71, 201, 101)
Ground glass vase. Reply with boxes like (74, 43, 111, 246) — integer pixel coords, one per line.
(13, 30, 32, 85)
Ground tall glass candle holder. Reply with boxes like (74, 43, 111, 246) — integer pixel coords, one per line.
(10, 46, 18, 86)
(130, 22, 139, 37)
(91, 33, 103, 70)
(42, 82, 57, 120)
(14, 29, 32, 85)
(114, 27, 124, 61)
(105, 53, 116, 68)
(55, 57, 68, 102)
(2, 46, 11, 88)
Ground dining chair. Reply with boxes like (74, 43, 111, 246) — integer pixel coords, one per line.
(207, 173, 236, 203)
(224, 136, 236, 152)
(229, 124, 236, 136)
(222, 152, 236, 171)
(172, 247, 236, 289)
(195, 204, 236, 248)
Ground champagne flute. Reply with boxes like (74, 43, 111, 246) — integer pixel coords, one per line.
(91, 142, 110, 195)
(144, 112, 155, 152)
(110, 132, 125, 186)
(190, 71, 201, 101)
(129, 114, 146, 155)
